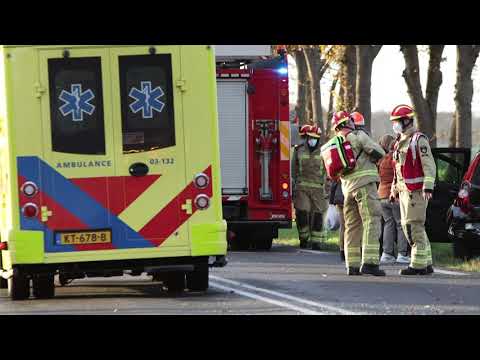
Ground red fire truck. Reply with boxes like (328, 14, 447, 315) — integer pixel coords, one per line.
(215, 46, 292, 251)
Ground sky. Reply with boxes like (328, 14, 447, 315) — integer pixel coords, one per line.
(288, 45, 480, 114)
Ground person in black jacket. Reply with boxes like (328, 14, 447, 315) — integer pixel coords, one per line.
(329, 179, 346, 261)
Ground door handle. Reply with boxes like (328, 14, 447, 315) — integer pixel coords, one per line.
(129, 163, 149, 177)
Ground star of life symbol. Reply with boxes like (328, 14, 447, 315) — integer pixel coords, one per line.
(129, 81, 165, 119)
(59, 84, 96, 122)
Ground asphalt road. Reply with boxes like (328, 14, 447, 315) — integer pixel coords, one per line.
(1, 244, 479, 315)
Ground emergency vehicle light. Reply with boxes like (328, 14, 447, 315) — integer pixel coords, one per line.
(194, 194, 210, 210)
(22, 203, 39, 218)
(282, 182, 289, 190)
(194, 173, 210, 190)
(21, 181, 38, 197)
(277, 67, 288, 75)
(0, 242, 7, 251)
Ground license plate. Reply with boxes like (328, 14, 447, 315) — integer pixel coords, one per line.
(58, 230, 111, 245)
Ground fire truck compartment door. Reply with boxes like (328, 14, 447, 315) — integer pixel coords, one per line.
(217, 79, 248, 195)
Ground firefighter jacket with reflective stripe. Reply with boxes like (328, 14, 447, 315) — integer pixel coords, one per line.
(392, 127, 436, 193)
(292, 144, 327, 192)
(340, 130, 385, 194)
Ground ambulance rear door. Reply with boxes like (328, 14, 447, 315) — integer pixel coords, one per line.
(109, 46, 190, 252)
(38, 48, 117, 253)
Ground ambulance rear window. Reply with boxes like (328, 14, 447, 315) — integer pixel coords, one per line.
(119, 54, 176, 153)
(48, 57, 106, 155)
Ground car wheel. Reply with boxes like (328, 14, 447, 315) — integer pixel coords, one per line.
(32, 274, 55, 299)
(255, 236, 273, 251)
(453, 237, 473, 260)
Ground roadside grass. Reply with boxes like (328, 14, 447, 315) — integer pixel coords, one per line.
(276, 224, 480, 273)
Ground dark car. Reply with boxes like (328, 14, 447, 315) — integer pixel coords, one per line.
(446, 150, 480, 259)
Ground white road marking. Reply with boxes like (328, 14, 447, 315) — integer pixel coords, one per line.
(433, 269, 469, 276)
(298, 249, 331, 255)
(210, 282, 323, 315)
(211, 275, 358, 315)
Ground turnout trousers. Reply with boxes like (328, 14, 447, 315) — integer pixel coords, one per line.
(294, 187, 327, 244)
(398, 190, 433, 269)
(344, 182, 382, 268)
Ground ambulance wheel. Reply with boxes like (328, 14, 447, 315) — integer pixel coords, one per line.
(8, 268, 30, 300)
(186, 263, 209, 292)
(0, 258, 7, 289)
(0, 277, 7, 289)
(164, 272, 185, 293)
(32, 274, 55, 299)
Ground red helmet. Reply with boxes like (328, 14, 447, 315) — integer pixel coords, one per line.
(332, 111, 351, 130)
(350, 111, 365, 126)
(390, 104, 415, 122)
(300, 124, 321, 138)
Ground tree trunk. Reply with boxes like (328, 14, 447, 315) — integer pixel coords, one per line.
(425, 45, 444, 146)
(304, 47, 327, 137)
(400, 45, 435, 139)
(455, 45, 480, 148)
(449, 113, 457, 148)
(355, 45, 382, 132)
(336, 64, 346, 110)
(343, 45, 357, 111)
(294, 49, 310, 126)
(326, 75, 339, 138)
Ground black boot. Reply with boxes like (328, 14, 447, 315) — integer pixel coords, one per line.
(299, 239, 308, 249)
(426, 265, 434, 274)
(360, 264, 386, 276)
(399, 266, 428, 275)
(340, 250, 345, 262)
(347, 267, 362, 276)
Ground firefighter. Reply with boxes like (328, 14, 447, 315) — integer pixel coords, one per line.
(332, 111, 386, 276)
(350, 111, 369, 135)
(389, 105, 435, 275)
(292, 124, 328, 249)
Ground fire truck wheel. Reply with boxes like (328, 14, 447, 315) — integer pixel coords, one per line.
(8, 268, 30, 300)
(256, 236, 273, 251)
(164, 272, 186, 293)
(229, 233, 251, 251)
(32, 274, 55, 299)
(186, 263, 209, 292)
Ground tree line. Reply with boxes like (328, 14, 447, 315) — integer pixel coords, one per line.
(284, 45, 480, 148)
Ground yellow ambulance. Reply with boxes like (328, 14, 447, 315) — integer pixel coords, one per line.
(0, 45, 227, 300)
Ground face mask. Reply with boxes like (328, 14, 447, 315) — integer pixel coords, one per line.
(392, 122, 403, 134)
(307, 138, 318, 148)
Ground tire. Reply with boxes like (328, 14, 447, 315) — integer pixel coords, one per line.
(453, 237, 473, 260)
(256, 236, 273, 251)
(32, 274, 55, 299)
(186, 263, 209, 292)
(229, 231, 251, 251)
(164, 272, 185, 293)
(0, 256, 7, 289)
(8, 269, 30, 301)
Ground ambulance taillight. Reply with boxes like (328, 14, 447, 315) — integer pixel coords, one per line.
(194, 194, 210, 210)
(21, 181, 38, 197)
(194, 173, 210, 190)
(22, 203, 39, 218)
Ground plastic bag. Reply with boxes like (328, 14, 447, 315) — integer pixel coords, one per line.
(325, 204, 340, 231)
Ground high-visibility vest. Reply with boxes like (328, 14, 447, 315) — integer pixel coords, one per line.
(393, 132, 427, 191)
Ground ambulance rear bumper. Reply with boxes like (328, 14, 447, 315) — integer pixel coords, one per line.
(1, 255, 227, 279)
